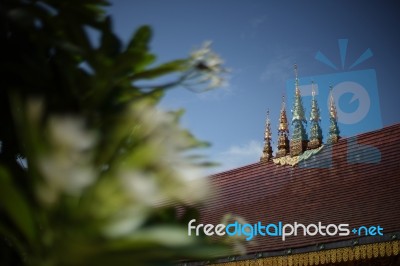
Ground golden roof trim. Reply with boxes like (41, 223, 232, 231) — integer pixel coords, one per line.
(210, 240, 400, 266)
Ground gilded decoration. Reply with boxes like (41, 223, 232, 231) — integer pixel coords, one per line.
(273, 145, 324, 166)
(261, 109, 273, 161)
(276, 96, 290, 158)
(209, 240, 400, 266)
(262, 66, 340, 165)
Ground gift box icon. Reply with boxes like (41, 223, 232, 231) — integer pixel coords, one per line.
(285, 39, 382, 167)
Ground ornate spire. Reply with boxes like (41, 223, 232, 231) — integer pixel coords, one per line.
(260, 109, 273, 162)
(294, 64, 301, 97)
(329, 86, 338, 120)
(327, 86, 340, 144)
(308, 81, 323, 149)
(290, 64, 308, 156)
(278, 96, 289, 133)
(275, 96, 290, 158)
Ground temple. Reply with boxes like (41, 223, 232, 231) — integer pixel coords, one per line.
(183, 66, 400, 265)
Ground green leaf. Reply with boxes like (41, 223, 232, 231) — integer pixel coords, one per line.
(130, 59, 187, 80)
(0, 222, 27, 262)
(126, 25, 152, 53)
(0, 166, 36, 244)
(114, 51, 156, 78)
(99, 16, 121, 57)
(120, 26, 156, 74)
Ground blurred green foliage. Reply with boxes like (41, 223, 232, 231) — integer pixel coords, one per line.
(0, 0, 229, 265)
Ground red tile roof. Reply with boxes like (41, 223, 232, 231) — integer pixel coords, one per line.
(199, 123, 400, 254)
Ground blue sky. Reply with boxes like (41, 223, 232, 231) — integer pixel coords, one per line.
(106, 1, 400, 174)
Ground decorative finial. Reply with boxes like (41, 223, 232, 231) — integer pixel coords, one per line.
(311, 81, 316, 97)
(294, 64, 300, 96)
(327, 85, 340, 144)
(290, 65, 308, 156)
(329, 85, 337, 120)
(276, 96, 290, 158)
(264, 109, 271, 139)
(261, 108, 273, 162)
(278, 95, 289, 133)
(308, 81, 323, 149)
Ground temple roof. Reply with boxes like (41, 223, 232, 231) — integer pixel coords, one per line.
(200, 123, 400, 255)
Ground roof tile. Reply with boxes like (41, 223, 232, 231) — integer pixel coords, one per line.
(199, 123, 400, 254)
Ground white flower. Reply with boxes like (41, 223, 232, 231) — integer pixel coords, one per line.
(119, 170, 164, 206)
(48, 116, 95, 151)
(165, 161, 210, 203)
(184, 41, 229, 91)
(114, 102, 211, 206)
(36, 116, 97, 206)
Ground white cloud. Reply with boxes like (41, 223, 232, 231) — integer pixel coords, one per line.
(223, 140, 262, 156)
(260, 55, 295, 84)
(208, 140, 263, 174)
(250, 15, 267, 28)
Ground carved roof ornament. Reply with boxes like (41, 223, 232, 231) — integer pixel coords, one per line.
(290, 64, 308, 156)
(276, 96, 290, 158)
(278, 96, 289, 133)
(259, 66, 342, 165)
(294, 64, 301, 97)
(327, 85, 341, 144)
(329, 85, 338, 120)
(260, 109, 273, 162)
(308, 81, 323, 149)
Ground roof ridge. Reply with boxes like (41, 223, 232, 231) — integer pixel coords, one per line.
(210, 123, 400, 177)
